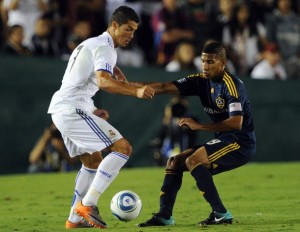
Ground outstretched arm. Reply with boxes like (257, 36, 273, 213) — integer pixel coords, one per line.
(96, 70, 155, 99)
(179, 115, 243, 132)
(128, 81, 179, 94)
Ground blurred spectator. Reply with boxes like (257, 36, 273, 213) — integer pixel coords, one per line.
(2, 0, 49, 48)
(285, 48, 300, 79)
(297, 0, 300, 14)
(116, 38, 145, 68)
(165, 41, 200, 72)
(45, 0, 70, 51)
(222, 1, 267, 75)
(60, 19, 92, 60)
(28, 123, 79, 173)
(60, 34, 83, 61)
(69, 0, 107, 38)
(217, 0, 237, 26)
(250, 43, 287, 80)
(151, 0, 194, 66)
(135, 1, 161, 65)
(265, 0, 300, 62)
(180, 0, 221, 56)
(250, 0, 274, 24)
(70, 20, 92, 41)
(2, 24, 31, 56)
(150, 96, 197, 166)
(0, 0, 5, 47)
(31, 15, 60, 57)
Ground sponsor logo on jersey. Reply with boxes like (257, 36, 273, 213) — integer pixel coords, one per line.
(203, 107, 228, 114)
(216, 96, 225, 109)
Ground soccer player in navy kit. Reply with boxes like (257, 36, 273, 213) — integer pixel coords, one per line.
(138, 41, 256, 227)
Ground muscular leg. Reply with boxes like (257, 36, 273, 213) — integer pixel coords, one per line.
(158, 148, 194, 219)
(186, 146, 226, 213)
(82, 138, 132, 206)
(68, 152, 102, 223)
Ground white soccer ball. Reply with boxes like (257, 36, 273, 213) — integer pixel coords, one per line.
(110, 190, 142, 222)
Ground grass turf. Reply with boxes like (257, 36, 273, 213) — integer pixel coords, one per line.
(0, 162, 299, 232)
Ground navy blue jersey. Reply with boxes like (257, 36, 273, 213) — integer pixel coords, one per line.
(172, 70, 256, 156)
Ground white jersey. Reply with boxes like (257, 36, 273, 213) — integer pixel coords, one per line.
(48, 32, 117, 114)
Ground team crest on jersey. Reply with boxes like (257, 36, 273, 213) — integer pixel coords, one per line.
(211, 88, 214, 94)
(109, 130, 116, 137)
(216, 96, 225, 109)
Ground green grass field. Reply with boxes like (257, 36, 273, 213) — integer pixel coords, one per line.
(0, 162, 299, 232)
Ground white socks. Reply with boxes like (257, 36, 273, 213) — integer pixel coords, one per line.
(82, 152, 129, 206)
(68, 165, 96, 223)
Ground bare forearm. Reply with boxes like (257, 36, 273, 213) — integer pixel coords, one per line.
(98, 75, 154, 99)
(180, 116, 242, 132)
(29, 137, 48, 163)
(129, 82, 178, 94)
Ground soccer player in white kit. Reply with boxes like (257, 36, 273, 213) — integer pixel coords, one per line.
(47, 6, 155, 229)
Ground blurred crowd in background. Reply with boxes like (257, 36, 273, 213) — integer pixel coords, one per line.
(1, 0, 300, 80)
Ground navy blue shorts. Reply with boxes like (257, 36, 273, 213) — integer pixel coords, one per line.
(195, 133, 251, 175)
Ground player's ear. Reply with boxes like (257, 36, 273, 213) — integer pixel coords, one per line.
(222, 58, 226, 69)
(111, 21, 119, 30)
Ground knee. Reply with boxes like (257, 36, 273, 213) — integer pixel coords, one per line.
(185, 155, 210, 171)
(166, 155, 183, 171)
(110, 138, 132, 156)
(185, 156, 195, 170)
(80, 152, 103, 169)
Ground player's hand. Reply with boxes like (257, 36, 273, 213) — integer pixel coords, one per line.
(136, 85, 155, 99)
(93, 109, 109, 120)
(113, 66, 128, 82)
(179, 117, 199, 130)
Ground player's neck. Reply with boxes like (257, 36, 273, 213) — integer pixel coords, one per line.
(106, 29, 118, 48)
(211, 72, 223, 82)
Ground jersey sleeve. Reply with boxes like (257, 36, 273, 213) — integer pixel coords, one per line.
(172, 75, 202, 96)
(225, 80, 245, 117)
(93, 46, 117, 75)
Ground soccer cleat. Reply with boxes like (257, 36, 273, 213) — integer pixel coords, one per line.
(137, 213, 175, 227)
(199, 211, 233, 226)
(75, 201, 107, 228)
(65, 219, 93, 228)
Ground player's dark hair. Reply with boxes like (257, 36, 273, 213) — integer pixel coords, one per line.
(202, 41, 226, 60)
(109, 6, 139, 26)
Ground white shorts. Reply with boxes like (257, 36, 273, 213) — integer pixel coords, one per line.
(51, 108, 123, 157)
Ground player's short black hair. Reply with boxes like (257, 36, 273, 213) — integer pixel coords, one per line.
(202, 41, 226, 60)
(109, 6, 139, 26)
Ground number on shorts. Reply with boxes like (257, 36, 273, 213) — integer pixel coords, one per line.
(206, 139, 221, 145)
